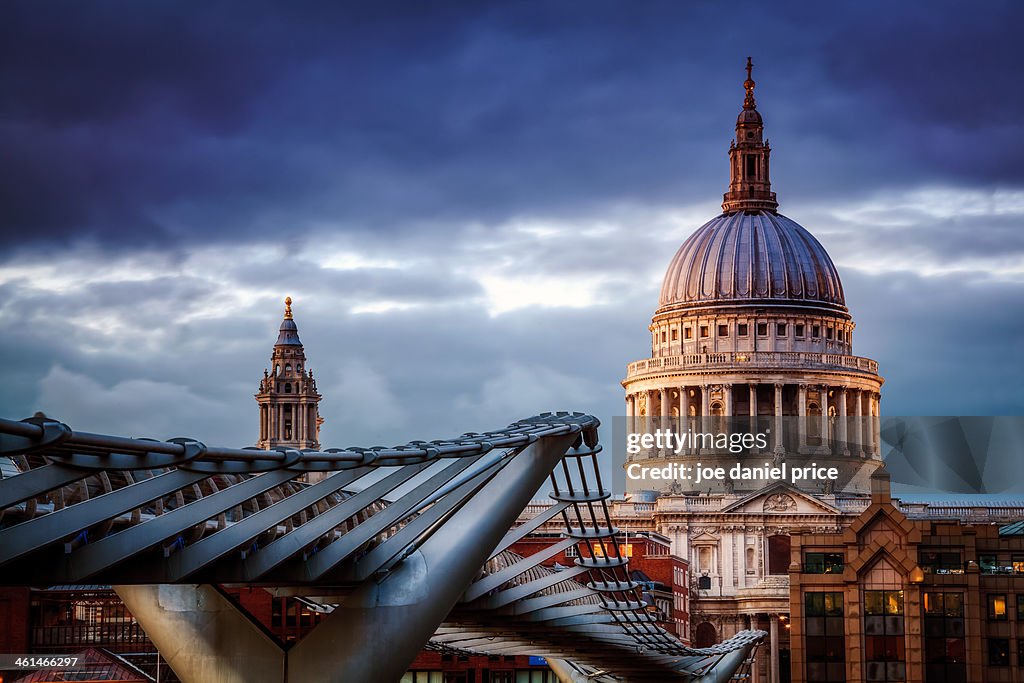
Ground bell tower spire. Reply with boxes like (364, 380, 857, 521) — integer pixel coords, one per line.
(255, 296, 323, 451)
(722, 57, 779, 214)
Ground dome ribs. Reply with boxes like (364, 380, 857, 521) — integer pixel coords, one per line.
(656, 211, 847, 314)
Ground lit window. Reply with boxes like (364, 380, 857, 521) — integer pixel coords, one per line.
(988, 594, 1007, 620)
(700, 326, 709, 338)
(671, 329, 678, 341)
(863, 590, 905, 682)
(717, 324, 728, 337)
(685, 327, 693, 340)
(804, 552, 844, 574)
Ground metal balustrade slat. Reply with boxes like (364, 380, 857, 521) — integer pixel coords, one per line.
(0, 469, 208, 566)
(64, 468, 301, 581)
(236, 464, 434, 581)
(299, 455, 485, 581)
(164, 467, 373, 580)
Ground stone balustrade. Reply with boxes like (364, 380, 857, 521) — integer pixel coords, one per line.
(626, 351, 879, 379)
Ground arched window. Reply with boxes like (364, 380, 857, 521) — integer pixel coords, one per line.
(284, 383, 292, 394)
(694, 622, 717, 648)
(768, 535, 791, 575)
(285, 364, 292, 374)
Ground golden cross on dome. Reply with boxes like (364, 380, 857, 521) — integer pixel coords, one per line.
(284, 296, 293, 320)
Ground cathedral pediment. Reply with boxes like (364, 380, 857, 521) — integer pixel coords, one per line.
(719, 482, 839, 515)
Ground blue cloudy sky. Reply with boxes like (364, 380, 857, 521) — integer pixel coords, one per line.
(1, 1, 1022, 458)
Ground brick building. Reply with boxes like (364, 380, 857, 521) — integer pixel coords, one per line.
(790, 469, 1024, 683)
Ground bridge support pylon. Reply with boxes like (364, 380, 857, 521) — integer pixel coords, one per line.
(116, 436, 576, 683)
(114, 584, 284, 683)
(286, 435, 576, 682)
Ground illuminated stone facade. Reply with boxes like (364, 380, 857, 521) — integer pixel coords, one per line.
(618, 60, 885, 683)
(255, 297, 323, 451)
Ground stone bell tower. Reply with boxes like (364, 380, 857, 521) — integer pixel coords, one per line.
(256, 297, 323, 450)
(722, 57, 778, 214)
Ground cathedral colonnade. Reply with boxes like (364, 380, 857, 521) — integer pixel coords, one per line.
(624, 382, 881, 456)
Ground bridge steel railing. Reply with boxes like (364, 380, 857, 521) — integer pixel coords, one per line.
(0, 412, 764, 682)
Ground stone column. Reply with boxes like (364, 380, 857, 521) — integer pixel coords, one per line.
(724, 384, 733, 417)
(625, 393, 635, 441)
(863, 391, 874, 456)
(723, 531, 735, 591)
(701, 385, 710, 417)
(837, 387, 849, 454)
(749, 383, 758, 417)
(659, 387, 671, 456)
(819, 384, 829, 453)
(797, 384, 807, 452)
(855, 390, 865, 456)
(769, 613, 780, 683)
(872, 392, 882, 457)
(679, 386, 690, 453)
(645, 390, 657, 456)
(749, 617, 761, 683)
(773, 383, 784, 453)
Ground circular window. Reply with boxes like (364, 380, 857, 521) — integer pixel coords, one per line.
(746, 131, 754, 139)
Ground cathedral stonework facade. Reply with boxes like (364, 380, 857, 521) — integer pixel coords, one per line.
(617, 60, 885, 683)
(256, 297, 323, 452)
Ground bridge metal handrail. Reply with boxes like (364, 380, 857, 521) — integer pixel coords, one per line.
(0, 411, 763, 679)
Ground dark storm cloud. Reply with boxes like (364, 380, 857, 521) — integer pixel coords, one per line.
(1, 0, 1022, 497)
(2, 1, 1021, 251)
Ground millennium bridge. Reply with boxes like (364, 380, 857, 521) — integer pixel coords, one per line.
(0, 412, 764, 682)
